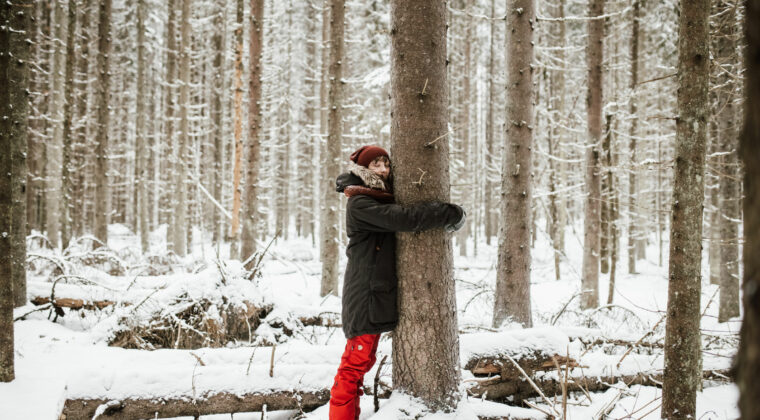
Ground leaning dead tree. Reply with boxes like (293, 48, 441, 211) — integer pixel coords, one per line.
(661, 0, 709, 417)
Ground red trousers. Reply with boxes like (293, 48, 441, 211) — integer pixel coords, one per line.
(329, 334, 381, 420)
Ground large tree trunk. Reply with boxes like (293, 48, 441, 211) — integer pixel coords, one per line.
(173, 0, 191, 257)
(11, 3, 31, 307)
(661, 0, 709, 416)
(136, 0, 149, 253)
(580, 0, 604, 310)
(228, 0, 244, 258)
(390, 0, 460, 409)
(1, 0, 31, 381)
(736, 1, 760, 417)
(240, 0, 265, 266)
(94, 0, 112, 246)
(713, 0, 741, 323)
(319, 0, 344, 297)
(493, 0, 535, 328)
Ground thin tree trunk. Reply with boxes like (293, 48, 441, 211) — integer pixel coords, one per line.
(714, 0, 740, 323)
(581, 0, 604, 310)
(72, 0, 92, 239)
(240, 0, 265, 266)
(736, 2, 760, 415)
(46, 0, 65, 249)
(1, 0, 31, 381)
(94, 0, 112, 247)
(164, 0, 177, 249)
(493, 0, 535, 328)
(661, 0, 709, 416)
(60, 0, 77, 249)
(136, 0, 148, 252)
(485, 0, 496, 246)
(627, 0, 640, 274)
(173, 0, 191, 257)
(457, 0, 472, 257)
(390, 0, 460, 409)
(319, 0, 344, 297)
(211, 1, 226, 246)
(229, 0, 244, 257)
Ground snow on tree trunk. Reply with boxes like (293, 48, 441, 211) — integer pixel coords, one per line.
(241, 0, 265, 266)
(94, 0, 112, 247)
(389, 0, 461, 409)
(319, 0, 344, 297)
(736, 1, 760, 417)
(661, 0, 709, 416)
(580, 0, 604, 310)
(493, 0, 535, 328)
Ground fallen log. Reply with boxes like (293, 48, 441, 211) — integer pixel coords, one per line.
(31, 296, 115, 310)
(60, 389, 330, 420)
(468, 368, 732, 403)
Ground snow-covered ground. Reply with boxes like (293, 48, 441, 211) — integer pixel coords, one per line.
(0, 223, 741, 419)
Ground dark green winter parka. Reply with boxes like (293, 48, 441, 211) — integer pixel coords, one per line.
(335, 162, 465, 338)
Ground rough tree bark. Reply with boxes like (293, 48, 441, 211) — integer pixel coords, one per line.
(240, 0, 265, 266)
(735, 1, 760, 417)
(94, 0, 112, 246)
(661, 0, 709, 416)
(1, 0, 31, 381)
(390, 0, 461, 409)
(580, 0, 604, 310)
(11, 0, 31, 307)
(228, 0, 244, 257)
(319, 0, 344, 297)
(493, 0, 535, 328)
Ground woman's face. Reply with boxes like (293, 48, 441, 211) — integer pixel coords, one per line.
(368, 157, 390, 181)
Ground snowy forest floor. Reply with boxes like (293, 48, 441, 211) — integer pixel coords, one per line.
(0, 223, 741, 420)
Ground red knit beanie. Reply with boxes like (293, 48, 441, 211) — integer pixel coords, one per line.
(349, 145, 389, 168)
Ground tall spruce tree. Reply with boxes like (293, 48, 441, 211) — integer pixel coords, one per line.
(390, 0, 460, 409)
(661, 0, 709, 416)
